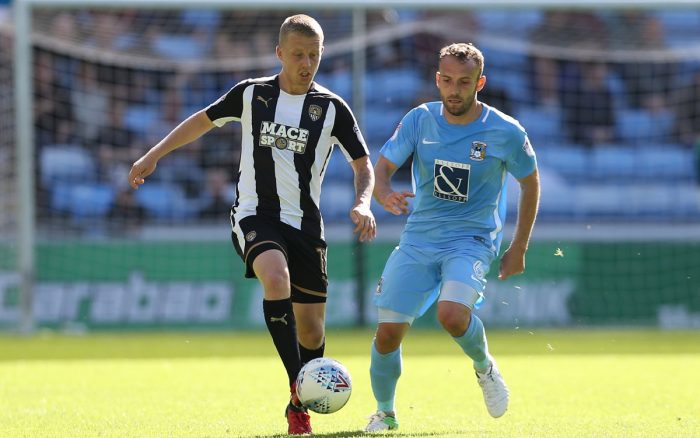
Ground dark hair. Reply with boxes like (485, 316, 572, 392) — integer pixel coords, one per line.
(279, 14, 324, 45)
(439, 43, 485, 76)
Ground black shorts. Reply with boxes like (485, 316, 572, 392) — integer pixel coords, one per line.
(231, 215, 328, 304)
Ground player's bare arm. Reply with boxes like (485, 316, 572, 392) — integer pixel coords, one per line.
(498, 169, 540, 280)
(349, 155, 376, 242)
(373, 155, 415, 216)
(128, 110, 215, 189)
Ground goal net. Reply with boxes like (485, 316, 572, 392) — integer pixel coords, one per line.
(1, 4, 699, 331)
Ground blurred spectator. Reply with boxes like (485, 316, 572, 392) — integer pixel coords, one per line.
(199, 168, 236, 220)
(528, 12, 608, 107)
(71, 62, 111, 143)
(413, 11, 479, 79)
(213, 31, 252, 60)
(562, 62, 616, 146)
(174, 67, 220, 119)
(34, 51, 74, 146)
(50, 12, 79, 41)
(480, 85, 513, 116)
(96, 99, 134, 152)
(675, 69, 700, 147)
(608, 12, 677, 109)
(143, 87, 205, 198)
(109, 188, 146, 234)
(86, 11, 139, 52)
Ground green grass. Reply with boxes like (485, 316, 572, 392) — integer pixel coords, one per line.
(1, 329, 699, 437)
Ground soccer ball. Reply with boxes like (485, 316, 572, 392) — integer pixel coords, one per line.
(295, 357, 352, 414)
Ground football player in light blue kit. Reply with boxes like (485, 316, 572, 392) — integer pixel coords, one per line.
(365, 43, 540, 432)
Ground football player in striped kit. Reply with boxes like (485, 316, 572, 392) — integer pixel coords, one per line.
(128, 14, 376, 435)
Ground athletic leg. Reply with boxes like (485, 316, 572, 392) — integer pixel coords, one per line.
(438, 251, 508, 418)
(365, 318, 410, 432)
(254, 249, 302, 385)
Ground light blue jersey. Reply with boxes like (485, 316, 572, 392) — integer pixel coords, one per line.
(380, 101, 537, 254)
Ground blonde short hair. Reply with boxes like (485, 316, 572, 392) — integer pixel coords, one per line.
(279, 14, 324, 45)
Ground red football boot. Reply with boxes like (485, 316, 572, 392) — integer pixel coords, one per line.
(285, 383, 311, 435)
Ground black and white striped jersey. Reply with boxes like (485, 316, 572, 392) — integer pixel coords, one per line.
(205, 75, 369, 240)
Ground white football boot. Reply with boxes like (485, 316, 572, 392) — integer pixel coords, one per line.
(475, 359, 509, 418)
(364, 411, 399, 432)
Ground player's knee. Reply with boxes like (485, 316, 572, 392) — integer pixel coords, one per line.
(259, 269, 290, 299)
(298, 324, 324, 349)
(437, 307, 470, 337)
(374, 328, 402, 354)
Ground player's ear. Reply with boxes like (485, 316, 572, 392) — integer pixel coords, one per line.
(276, 45, 283, 61)
(435, 71, 441, 88)
(476, 75, 486, 92)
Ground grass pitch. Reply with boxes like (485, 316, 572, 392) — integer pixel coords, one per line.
(1, 329, 699, 437)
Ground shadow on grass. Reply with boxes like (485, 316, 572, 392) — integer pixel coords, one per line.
(256, 430, 476, 437)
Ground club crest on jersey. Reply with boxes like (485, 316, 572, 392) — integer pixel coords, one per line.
(308, 104, 322, 121)
(469, 141, 487, 161)
(259, 121, 309, 153)
(434, 159, 470, 203)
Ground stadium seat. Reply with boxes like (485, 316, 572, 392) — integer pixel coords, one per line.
(532, 167, 577, 219)
(573, 182, 699, 220)
(616, 109, 675, 146)
(590, 145, 637, 181)
(152, 34, 206, 60)
(314, 70, 352, 102)
(485, 69, 531, 105)
(122, 105, 160, 138)
(573, 184, 626, 219)
(622, 184, 677, 218)
(49, 183, 73, 213)
(473, 10, 544, 40)
(365, 68, 423, 105)
(134, 182, 192, 220)
(324, 148, 354, 182)
(320, 182, 354, 222)
(515, 105, 563, 145)
(606, 72, 629, 109)
(363, 105, 406, 147)
(636, 145, 695, 182)
(40, 145, 96, 187)
(674, 184, 700, 217)
(180, 9, 221, 29)
(535, 144, 590, 182)
(67, 183, 115, 219)
(655, 10, 700, 35)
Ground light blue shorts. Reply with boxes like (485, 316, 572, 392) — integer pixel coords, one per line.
(373, 239, 495, 321)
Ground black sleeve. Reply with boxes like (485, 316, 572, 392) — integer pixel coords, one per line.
(205, 80, 250, 126)
(330, 99, 369, 160)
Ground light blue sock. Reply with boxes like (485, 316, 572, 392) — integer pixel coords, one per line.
(369, 341, 402, 413)
(452, 314, 491, 372)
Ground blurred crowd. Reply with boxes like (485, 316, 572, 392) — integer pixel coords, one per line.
(2, 8, 700, 232)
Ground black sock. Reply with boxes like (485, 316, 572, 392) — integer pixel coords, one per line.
(263, 298, 300, 386)
(299, 340, 325, 367)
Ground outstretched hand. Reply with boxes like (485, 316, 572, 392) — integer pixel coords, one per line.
(128, 154, 158, 189)
(350, 204, 376, 242)
(381, 191, 415, 215)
